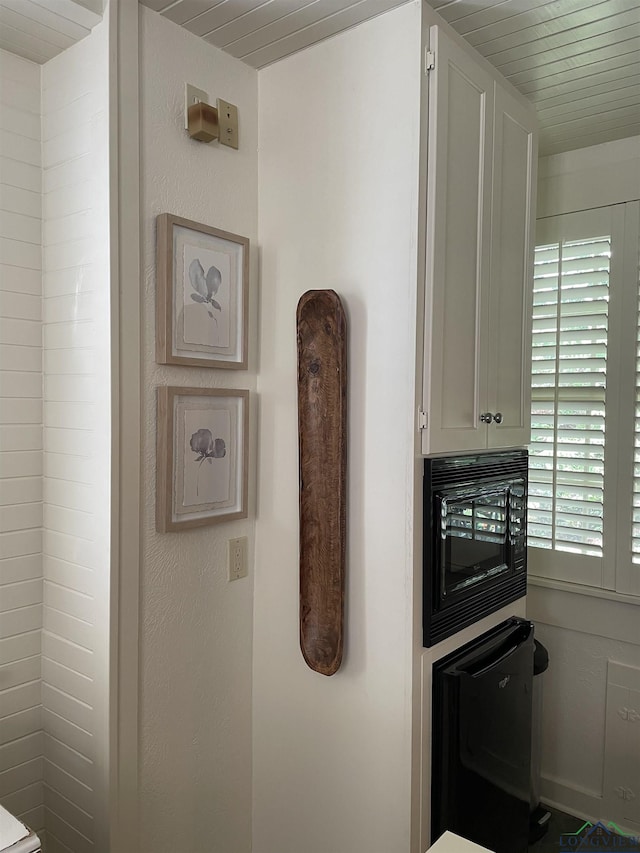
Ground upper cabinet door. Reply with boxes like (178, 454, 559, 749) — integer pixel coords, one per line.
(487, 83, 537, 449)
(423, 25, 495, 455)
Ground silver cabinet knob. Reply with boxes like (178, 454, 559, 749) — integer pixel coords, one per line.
(479, 412, 493, 423)
(493, 412, 503, 424)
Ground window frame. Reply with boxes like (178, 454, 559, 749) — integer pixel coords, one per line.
(528, 201, 640, 598)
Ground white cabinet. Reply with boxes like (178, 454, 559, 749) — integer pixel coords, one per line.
(421, 25, 537, 456)
(487, 84, 538, 449)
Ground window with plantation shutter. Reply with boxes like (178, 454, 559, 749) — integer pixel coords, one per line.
(528, 201, 640, 597)
(528, 236, 610, 559)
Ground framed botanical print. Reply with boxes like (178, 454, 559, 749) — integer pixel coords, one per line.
(156, 213, 249, 369)
(156, 386, 249, 532)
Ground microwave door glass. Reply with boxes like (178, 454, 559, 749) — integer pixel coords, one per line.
(440, 490, 509, 597)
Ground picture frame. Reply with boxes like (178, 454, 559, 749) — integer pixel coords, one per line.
(156, 213, 249, 369)
(156, 386, 249, 532)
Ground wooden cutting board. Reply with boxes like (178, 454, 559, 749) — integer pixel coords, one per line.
(296, 290, 347, 676)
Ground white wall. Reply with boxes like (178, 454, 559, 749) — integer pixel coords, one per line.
(41, 20, 111, 853)
(537, 135, 640, 219)
(138, 9, 258, 853)
(0, 47, 43, 835)
(254, 5, 421, 851)
(529, 135, 640, 834)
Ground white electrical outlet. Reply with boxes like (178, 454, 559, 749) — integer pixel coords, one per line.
(228, 537, 248, 581)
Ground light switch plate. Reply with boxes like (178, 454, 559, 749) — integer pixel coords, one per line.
(185, 83, 209, 130)
(217, 98, 239, 149)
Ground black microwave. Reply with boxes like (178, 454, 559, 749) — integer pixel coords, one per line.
(423, 450, 528, 647)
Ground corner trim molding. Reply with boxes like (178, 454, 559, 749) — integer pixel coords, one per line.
(108, 0, 141, 849)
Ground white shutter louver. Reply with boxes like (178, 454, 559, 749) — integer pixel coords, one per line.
(528, 236, 611, 558)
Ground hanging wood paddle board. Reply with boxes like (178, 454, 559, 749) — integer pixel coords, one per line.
(296, 290, 347, 676)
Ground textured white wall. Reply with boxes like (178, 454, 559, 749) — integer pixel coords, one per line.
(254, 5, 421, 852)
(41, 20, 110, 853)
(139, 8, 258, 853)
(0, 47, 43, 835)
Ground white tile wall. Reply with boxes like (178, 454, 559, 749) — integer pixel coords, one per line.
(0, 46, 44, 837)
(41, 20, 109, 853)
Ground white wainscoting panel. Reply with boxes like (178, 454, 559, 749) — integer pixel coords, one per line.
(41, 19, 110, 853)
(603, 661, 640, 830)
(527, 583, 640, 835)
(0, 46, 44, 836)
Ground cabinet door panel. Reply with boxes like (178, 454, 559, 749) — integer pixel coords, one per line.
(487, 83, 537, 449)
(423, 25, 494, 454)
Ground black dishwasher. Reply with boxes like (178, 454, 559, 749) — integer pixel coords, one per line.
(432, 617, 534, 853)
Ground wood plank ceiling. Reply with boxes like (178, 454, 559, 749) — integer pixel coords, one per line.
(140, 0, 411, 68)
(0, 0, 102, 64)
(430, 0, 640, 155)
(140, 0, 640, 156)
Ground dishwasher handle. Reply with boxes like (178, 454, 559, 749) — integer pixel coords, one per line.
(450, 621, 534, 679)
